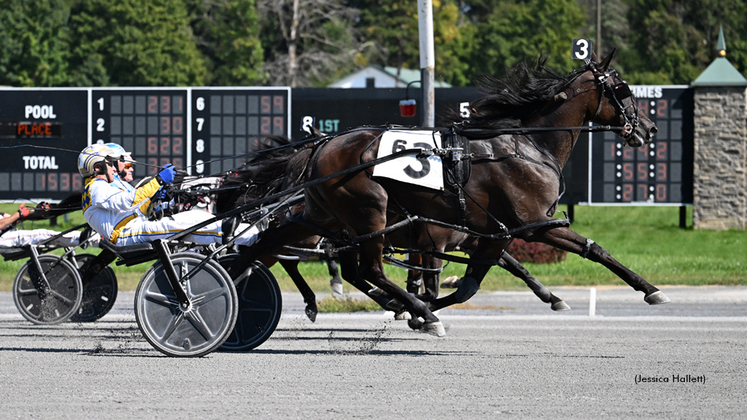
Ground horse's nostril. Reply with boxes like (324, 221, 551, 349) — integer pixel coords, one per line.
(650, 127, 658, 135)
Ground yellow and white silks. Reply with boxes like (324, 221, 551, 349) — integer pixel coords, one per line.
(82, 177, 259, 247)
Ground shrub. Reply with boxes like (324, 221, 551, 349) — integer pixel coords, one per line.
(507, 238, 567, 264)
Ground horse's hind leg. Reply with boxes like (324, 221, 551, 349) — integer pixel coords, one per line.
(402, 254, 439, 302)
(228, 222, 320, 279)
(357, 239, 444, 336)
(405, 254, 424, 295)
(429, 238, 509, 311)
(326, 259, 343, 295)
(323, 247, 343, 295)
(336, 250, 406, 312)
(418, 254, 442, 302)
(535, 227, 670, 304)
(497, 252, 570, 311)
(277, 259, 318, 322)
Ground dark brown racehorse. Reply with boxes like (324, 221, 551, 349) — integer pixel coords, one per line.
(228, 51, 667, 336)
(221, 135, 571, 316)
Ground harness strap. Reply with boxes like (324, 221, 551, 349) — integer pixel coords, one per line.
(382, 253, 445, 273)
(384, 246, 500, 267)
(449, 133, 471, 226)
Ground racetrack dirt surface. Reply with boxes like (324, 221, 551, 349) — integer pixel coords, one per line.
(1, 287, 745, 419)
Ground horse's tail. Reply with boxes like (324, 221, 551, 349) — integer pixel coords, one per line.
(218, 136, 312, 209)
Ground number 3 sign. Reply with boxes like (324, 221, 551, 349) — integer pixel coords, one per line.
(372, 130, 444, 190)
(572, 38, 593, 61)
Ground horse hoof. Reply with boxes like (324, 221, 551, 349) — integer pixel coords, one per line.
(394, 310, 411, 321)
(440, 276, 461, 289)
(329, 279, 343, 295)
(408, 318, 424, 330)
(305, 306, 318, 323)
(551, 300, 571, 311)
(423, 321, 446, 337)
(645, 291, 671, 305)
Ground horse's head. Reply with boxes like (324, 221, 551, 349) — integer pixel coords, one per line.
(578, 50, 657, 147)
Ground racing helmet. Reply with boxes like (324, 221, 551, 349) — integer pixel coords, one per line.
(78, 143, 111, 178)
(104, 142, 133, 162)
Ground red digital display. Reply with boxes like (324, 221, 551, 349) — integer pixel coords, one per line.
(91, 88, 289, 180)
(0, 122, 62, 138)
(191, 89, 289, 176)
(591, 87, 692, 205)
(93, 90, 189, 178)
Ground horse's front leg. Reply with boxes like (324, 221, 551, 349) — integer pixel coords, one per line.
(229, 221, 320, 278)
(535, 226, 670, 304)
(497, 251, 570, 311)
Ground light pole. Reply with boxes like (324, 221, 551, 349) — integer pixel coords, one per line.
(418, 0, 435, 127)
(596, 0, 601, 55)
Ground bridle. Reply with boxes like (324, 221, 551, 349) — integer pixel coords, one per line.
(589, 63, 640, 143)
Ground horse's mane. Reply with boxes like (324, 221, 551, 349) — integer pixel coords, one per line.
(452, 56, 584, 137)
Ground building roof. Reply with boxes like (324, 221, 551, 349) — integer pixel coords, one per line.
(691, 25, 747, 87)
(327, 65, 451, 88)
(691, 57, 747, 87)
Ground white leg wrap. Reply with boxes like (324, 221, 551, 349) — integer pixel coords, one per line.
(580, 238, 595, 259)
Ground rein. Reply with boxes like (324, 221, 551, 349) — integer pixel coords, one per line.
(457, 124, 626, 136)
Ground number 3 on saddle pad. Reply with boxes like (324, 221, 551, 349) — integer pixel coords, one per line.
(373, 130, 444, 190)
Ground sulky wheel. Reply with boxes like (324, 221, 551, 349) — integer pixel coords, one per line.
(134, 252, 238, 357)
(13, 255, 83, 325)
(69, 253, 118, 323)
(218, 255, 282, 351)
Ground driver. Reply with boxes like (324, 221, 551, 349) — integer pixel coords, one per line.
(103, 143, 135, 192)
(79, 144, 259, 247)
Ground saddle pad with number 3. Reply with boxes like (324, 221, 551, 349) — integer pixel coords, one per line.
(372, 130, 444, 190)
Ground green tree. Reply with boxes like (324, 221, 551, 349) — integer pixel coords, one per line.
(0, 0, 71, 87)
(67, 0, 208, 86)
(187, 0, 265, 86)
(622, 0, 747, 84)
(350, 0, 477, 86)
(577, 0, 631, 58)
(466, 0, 587, 78)
(432, 0, 477, 86)
(258, 0, 363, 87)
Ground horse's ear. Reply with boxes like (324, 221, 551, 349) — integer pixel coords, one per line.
(591, 52, 599, 63)
(598, 49, 617, 71)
